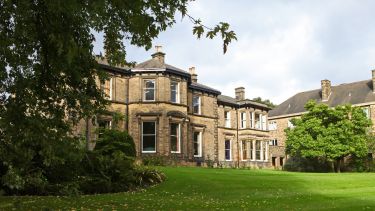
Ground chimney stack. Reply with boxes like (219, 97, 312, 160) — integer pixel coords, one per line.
(189, 67, 197, 83)
(372, 70, 375, 93)
(321, 79, 331, 101)
(235, 87, 245, 101)
(151, 45, 165, 64)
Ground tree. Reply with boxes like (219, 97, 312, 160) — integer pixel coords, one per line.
(0, 0, 236, 193)
(285, 100, 372, 173)
(252, 97, 277, 109)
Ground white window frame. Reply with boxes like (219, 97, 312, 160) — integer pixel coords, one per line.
(225, 139, 232, 161)
(170, 81, 180, 103)
(270, 139, 278, 146)
(268, 121, 277, 131)
(240, 112, 246, 129)
(193, 95, 201, 115)
(142, 121, 156, 153)
(363, 107, 370, 119)
(170, 123, 181, 153)
(193, 131, 202, 157)
(262, 114, 267, 130)
(287, 119, 295, 128)
(241, 141, 248, 161)
(255, 140, 262, 161)
(255, 113, 261, 130)
(224, 111, 231, 128)
(143, 79, 156, 102)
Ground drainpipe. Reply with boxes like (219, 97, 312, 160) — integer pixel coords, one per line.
(126, 76, 129, 132)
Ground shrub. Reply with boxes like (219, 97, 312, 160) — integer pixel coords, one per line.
(142, 155, 170, 166)
(134, 166, 166, 187)
(284, 156, 331, 172)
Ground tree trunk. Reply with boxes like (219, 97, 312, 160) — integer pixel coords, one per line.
(330, 161, 335, 172)
(85, 117, 91, 150)
(336, 158, 342, 173)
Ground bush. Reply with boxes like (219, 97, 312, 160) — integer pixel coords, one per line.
(284, 156, 331, 172)
(142, 155, 170, 166)
(134, 166, 166, 187)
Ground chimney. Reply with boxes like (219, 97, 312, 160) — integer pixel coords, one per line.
(189, 67, 198, 83)
(321, 79, 331, 101)
(372, 70, 375, 93)
(235, 87, 245, 101)
(151, 45, 165, 64)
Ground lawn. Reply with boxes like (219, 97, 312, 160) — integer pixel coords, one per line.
(1, 167, 375, 210)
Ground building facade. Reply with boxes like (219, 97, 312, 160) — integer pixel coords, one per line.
(269, 70, 375, 164)
(76, 47, 283, 168)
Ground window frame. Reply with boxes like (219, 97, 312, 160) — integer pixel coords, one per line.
(240, 112, 246, 129)
(224, 111, 231, 128)
(143, 79, 156, 102)
(193, 95, 201, 115)
(170, 123, 181, 153)
(225, 139, 232, 161)
(170, 81, 180, 103)
(193, 131, 202, 157)
(142, 121, 157, 153)
(241, 141, 248, 161)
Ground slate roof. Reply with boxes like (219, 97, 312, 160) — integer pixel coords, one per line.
(96, 58, 131, 75)
(269, 80, 375, 118)
(189, 82, 221, 95)
(217, 95, 271, 110)
(132, 58, 191, 78)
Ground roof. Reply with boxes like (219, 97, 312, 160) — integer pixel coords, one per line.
(217, 95, 271, 110)
(269, 79, 375, 117)
(96, 58, 131, 75)
(189, 82, 221, 95)
(132, 58, 191, 78)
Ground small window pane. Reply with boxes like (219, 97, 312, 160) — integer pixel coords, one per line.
(225, 140, 231, 160)
(143, 136, 155, 151)
(143, 122, 155, 134)
(193, 95, 200, 114)
(145, 80, 155, 88)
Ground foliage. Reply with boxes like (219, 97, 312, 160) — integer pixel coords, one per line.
(252, 97, 277, 108)
(283, 156, 332, 172)
(134, 166, 166, 187)
(0, 0, 232, 196)
(142, 155, 170, 166)
(285, 100, 372, 172)
(2, 167, 375, 210)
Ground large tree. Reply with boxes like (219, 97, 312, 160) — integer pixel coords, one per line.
(0, 0, 236, 192)
(285, 100, 372, 172)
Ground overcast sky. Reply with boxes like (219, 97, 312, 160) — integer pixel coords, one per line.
(93, 0, 375, 104)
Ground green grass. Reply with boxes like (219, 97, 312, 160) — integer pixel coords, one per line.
(1, 167, 375, 210)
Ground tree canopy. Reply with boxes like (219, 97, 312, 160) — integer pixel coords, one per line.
(252, 97, 277, 109)
(285, 100, 372, 172)
(0, 0, 236, 194)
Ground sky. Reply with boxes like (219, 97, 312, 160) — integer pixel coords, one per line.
(93, 0, 375, 104)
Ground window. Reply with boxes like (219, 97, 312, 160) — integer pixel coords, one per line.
(250, 112, 254, 128)
(242, 141, 247, 161)
(143, 79, 155, 101)
(101, 78, 112, 100)
(170, 81, 179, 103)
(224, 111, 231, 128)
(98, 119, 111, 138)
(225, 140, 231, 161)
(363, 107, 370, 119)
(269, 121, 277, 131)
(142, 122, 156, 153)
(170, 123, 181, 153)
(255, 140, 261, 160)
(270, 139, 278, 146)
(250, 141, 254, 160)
(240, 112, 246, 129)
(193, 131, 202, 157)
(193, 95, 201, 114)
(255, 113, 261, 129)
(262, 115, 267, 130)
(287, 120, 294, 128)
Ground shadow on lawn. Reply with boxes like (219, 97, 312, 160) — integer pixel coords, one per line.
(1, 168, 375, 210)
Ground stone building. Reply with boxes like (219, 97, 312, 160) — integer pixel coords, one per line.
(269, 70, 375, 166)
(76, 46, 277, 168)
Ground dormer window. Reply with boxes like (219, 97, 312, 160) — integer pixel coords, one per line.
(170, 81, 179, 103)
(143, 79, 155, 101)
